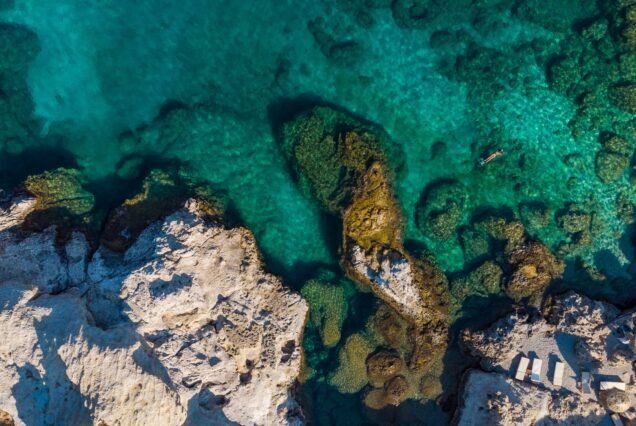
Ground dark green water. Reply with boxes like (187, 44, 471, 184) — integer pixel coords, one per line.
(2, 0, 636, 424)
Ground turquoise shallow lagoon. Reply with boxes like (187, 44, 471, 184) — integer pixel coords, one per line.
(2, 0, 636, 424)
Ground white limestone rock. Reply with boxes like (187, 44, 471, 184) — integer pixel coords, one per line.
(0, 197, 307, 426)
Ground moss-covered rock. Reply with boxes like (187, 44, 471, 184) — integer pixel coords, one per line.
(602, 133, 632, 155)
(474, 214, 525, 252)
(505, 241, 564, 302)
(282, 105, 449, 393)
(369, 304, 409, 349)
(102, 169, 223, 251)
(459, 227, 491, 264)
(328, 333, 374, 394)
(556, 204, 591, 234)
(616, 192, 636, 224)
(363, 375, 411, 409)
(280, 106, 400, 214)
(301, 279, 347, 348)
(366, 351, 404, 386)
(450, 260, 503, 307)
(610, 83, 636, 114)
(595, 151, 630, 183)
(416, 180, 467, 241)
(23, 168, 95, 237)
(343, 161, 403, 251)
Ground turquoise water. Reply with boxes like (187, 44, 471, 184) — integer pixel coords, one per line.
(2, 0, 636, 424)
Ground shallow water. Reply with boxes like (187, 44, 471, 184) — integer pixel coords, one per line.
(2, 0, 636, 424)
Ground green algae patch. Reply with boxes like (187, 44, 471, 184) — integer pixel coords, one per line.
(301, 279, 347, 348)
(102, 169, 224, 251)
(328, 333, 374, 394)
(23, 168, 95, 239)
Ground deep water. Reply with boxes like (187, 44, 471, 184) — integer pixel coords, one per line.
(2, 0, 636, 424)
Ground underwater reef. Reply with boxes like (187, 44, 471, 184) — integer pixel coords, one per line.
(2, 0, 636, 424)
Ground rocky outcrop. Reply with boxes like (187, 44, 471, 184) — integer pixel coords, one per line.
(0, 196, 307, 425)
(280, 105, 448, 329)
(454, 370, 606, 426)
(455, 370, 550, 426)
(463, 292, 619, 370)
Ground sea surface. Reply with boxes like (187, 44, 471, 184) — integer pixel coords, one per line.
(1, 0, 635, 424)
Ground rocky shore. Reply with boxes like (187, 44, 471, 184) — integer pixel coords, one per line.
(457, 292, 636, 425)
(0, 195, 307, 426)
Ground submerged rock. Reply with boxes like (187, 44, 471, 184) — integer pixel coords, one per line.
(281, 104, 448, 330)
(281, 105, 449, 407)
(0, 196, 307, 425)
(595, 150, 630, 182)
(519, 202, 551, 232)
(301, 279, 347, 348)
(450, 260, 503, 309)
(366, 351, 404, 386)
(328, 333, 374, 394)
(416, 179, 467, 241)
(610, 83, 636, 114)
(280, 106, 400, 214)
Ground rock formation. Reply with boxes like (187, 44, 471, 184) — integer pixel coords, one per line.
(455, 370, 606, 426)
(0, 195, 307, 425)
(281, 105, 449, 361)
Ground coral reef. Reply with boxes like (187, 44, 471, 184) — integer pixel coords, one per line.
(301, 279, 347, 348)
(343, 161, 402, 251)
(416, 180, 467, 241)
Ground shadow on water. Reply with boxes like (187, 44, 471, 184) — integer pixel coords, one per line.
(0, 145, 78, 190)
(437, 293, 515, 420)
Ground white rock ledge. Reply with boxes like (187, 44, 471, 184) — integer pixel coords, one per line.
(0, 198, 308, 426)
